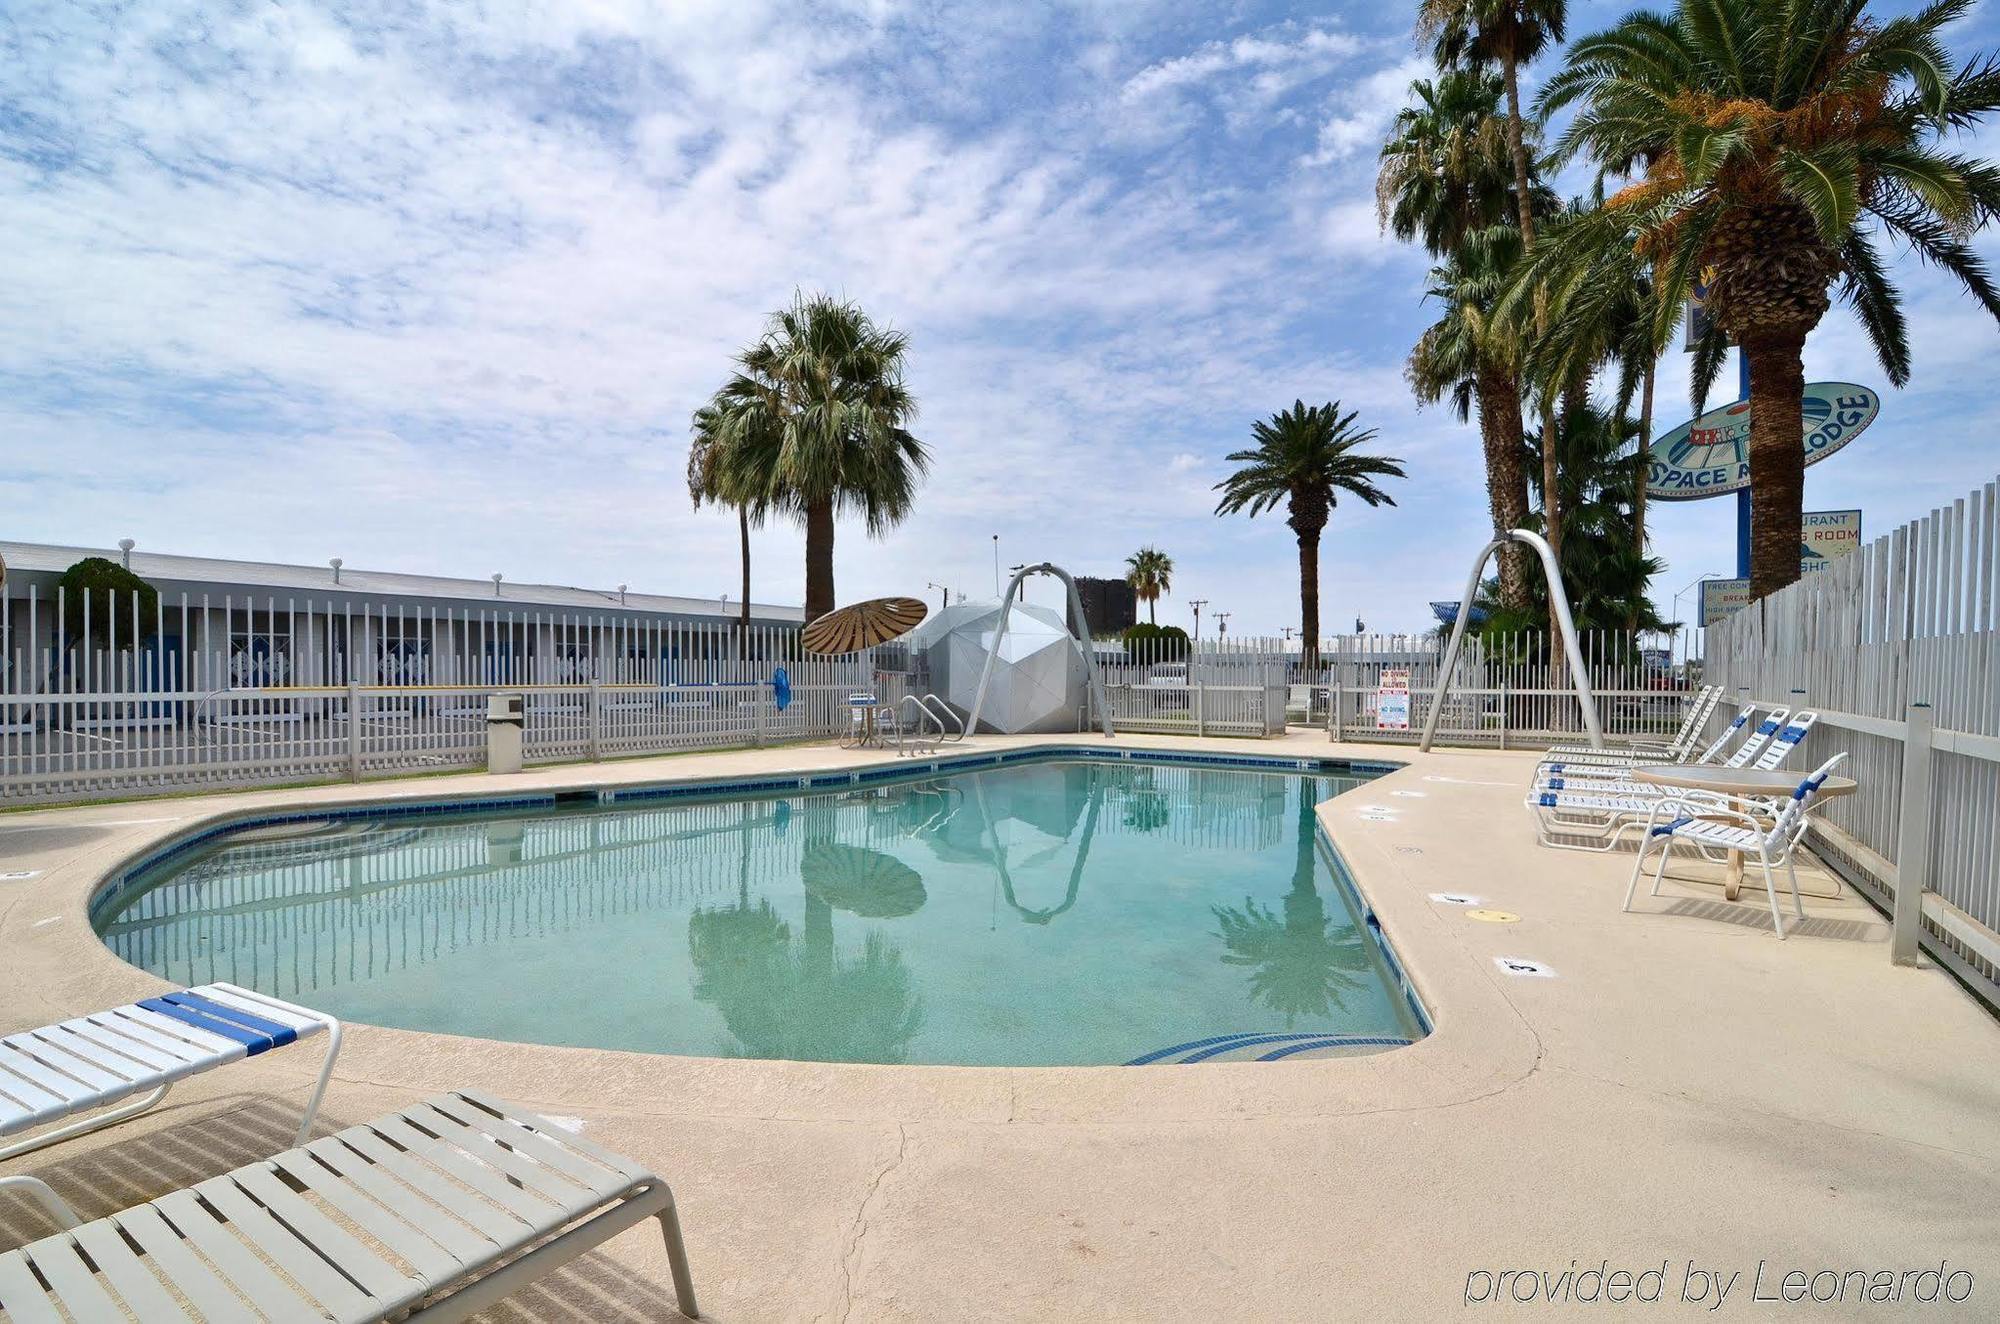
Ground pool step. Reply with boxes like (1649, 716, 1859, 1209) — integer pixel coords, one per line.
(1126, 1032, 1414, 1065)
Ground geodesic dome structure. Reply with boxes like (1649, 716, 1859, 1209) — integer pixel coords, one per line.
(903, 599, 1086, 734)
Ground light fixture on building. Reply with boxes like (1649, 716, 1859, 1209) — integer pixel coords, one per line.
(118, 538, 135, 569)
(329, 557, 343, 584)
(492, 573, 503, 596)
(618, 583, 628, 605)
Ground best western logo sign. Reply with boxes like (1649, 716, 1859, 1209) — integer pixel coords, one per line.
(1647, 384, 1880, 502)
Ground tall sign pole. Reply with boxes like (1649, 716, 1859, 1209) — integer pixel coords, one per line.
(1734, 351, 1752, 578)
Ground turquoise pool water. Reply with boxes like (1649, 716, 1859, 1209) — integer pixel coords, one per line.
(97, 756, 1426, 1066)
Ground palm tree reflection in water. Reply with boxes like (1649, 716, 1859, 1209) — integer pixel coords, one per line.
(1211, 779, 1372, 1026)
(687, 803, 924, 1064)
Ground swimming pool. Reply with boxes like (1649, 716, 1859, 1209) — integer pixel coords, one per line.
(95, 753, 1427, 1067)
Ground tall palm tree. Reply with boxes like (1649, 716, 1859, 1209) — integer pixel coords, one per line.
(1519, 401, 1669, 634)
(1213, 402, 1404, 669)
(1540, 0, 2000, 597)
(1419, 0, 1570, 561)
(687, 400, 765, 643)
(1124, 547, 1174, 625)
(1376, 67, 1517, 257)
(1409, 225, 1532, 610)
(713, 293, 929, 623)
(1378, 69, 1547, 610)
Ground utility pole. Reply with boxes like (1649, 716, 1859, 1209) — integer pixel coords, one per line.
(1214, 612, 1230, 638)
(1188, 598, 1207, 646)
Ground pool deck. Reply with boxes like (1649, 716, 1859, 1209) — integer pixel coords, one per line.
(3, 731, 1997, 1320)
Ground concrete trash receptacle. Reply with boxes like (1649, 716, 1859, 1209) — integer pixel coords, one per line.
(487, 692, 525, 773)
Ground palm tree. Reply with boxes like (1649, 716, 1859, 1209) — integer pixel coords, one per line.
(713, 293, 929, 623)
(1376, 67, 1517, 257)
(1124, 547, 1174, 625)
(1419, 0, 1570, 560)
(1378, 69, 1548, 611)
(687, 400, 765, 642)
(1213, 402, 1404, 668)
(1539, 0, 2000, 597)
(1518, 400, 1669, 634)
(1408, 225, 1532, 610)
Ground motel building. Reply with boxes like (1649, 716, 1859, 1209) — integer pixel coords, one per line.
(0, 540, 803, 703)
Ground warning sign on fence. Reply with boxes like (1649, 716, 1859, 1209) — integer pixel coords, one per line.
(1376, 666, 1411, 731)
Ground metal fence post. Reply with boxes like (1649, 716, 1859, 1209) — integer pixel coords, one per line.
(587, 678, 602, 761)
(1194, 682, 1206, 738)
(345, 680, 362, 782)
(1891, 701, 1934, 967)
(1498, 680, 1508, 751)
(753, 697, 766, 749)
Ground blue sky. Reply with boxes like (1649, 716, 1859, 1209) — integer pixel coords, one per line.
(3, 0, 1998, 635)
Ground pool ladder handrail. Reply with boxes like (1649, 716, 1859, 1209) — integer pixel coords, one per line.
(888, 696, 945, 756)
(915, 693, 965, 743)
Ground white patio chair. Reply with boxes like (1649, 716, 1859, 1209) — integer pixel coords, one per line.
(1535, 695, 1746, 780)
(0, 983, 340, 1163)
(1541, 684, 1722, 765)
(1526, 711, 1820, 851)
(0, 1089, 699, 1321)
(1623, 754, 1849, 938)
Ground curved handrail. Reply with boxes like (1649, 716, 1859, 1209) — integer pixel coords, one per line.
(916, 693, 964, 742)
(894, 695, 943, 755)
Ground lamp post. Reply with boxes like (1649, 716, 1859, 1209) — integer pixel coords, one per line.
(926, 581, 949, 612)
(991, 535, 999, 598)
(1670, 572, 1723, 671)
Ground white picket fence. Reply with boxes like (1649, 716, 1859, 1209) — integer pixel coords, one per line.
(0, 585, 878, 804)
(1706, 472, 2000, 1007)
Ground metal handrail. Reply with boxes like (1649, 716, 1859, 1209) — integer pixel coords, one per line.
(893, 695, 943, 756)
(916, 693, 964, 742)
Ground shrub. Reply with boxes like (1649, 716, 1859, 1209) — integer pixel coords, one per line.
(57, 557, 158, 650)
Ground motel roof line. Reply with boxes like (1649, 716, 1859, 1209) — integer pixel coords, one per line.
(0, 540, 804, 624)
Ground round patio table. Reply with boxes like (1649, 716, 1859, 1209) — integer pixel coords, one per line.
(1629, 765, 1857, 900)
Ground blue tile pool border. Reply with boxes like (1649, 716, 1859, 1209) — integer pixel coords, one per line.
(88, 746, 1431, 1041)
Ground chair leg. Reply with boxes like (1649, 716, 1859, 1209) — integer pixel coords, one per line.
(294, 1019, 343, 1146)
(1758, 851, 1786, 939)
(1649, 833, 1675, 898)
(1784, 856, 1806, 921)
(1623, 836, 1652, 912)
(658, 1200, 701, 1319)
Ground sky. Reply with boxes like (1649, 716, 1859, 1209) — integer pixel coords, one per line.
(3, 0, 1998, 638)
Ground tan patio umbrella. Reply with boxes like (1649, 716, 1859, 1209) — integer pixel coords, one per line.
(801, 596, 928, 656)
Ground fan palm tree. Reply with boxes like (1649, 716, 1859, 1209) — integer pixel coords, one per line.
(1379, 69, 1550, 611)
(1409, 225, 1533, 610)
(1419, 0, 1570, 559)
(1538, 0, 2000, 597)
(1213, 402, 1404, 668)
(1377, 67, 1518, 257)
(687, 400, 767, 643)
(1519, 401, 1669, 634)
(713, 293, 929, 623)
(1124, 547, 1174, 625)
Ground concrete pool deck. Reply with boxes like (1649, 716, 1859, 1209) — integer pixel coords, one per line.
(2, 730, 1996, 1320)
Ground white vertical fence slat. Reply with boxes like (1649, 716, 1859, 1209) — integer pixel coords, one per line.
(1706, 472, 2000, 1007)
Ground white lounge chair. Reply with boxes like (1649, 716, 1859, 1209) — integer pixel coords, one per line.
(0, 1088, 699, 1320)
(0, 983, 340, 1163)
(1540, 684, 1722, 765)
(1535, 701, 1756, 782)
(1527, 711, 1820, 851)
(1623, 754, 1849, 937)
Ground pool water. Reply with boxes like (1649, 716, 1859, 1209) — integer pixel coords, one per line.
(98, 757, 1426, 1066)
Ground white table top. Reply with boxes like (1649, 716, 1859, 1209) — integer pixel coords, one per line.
(1629, 765, 1857, 799)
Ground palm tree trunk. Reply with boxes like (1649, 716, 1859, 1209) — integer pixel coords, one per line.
(738, 505, 752, 646)
(803, 499, 836, 624)
(1149, 595, 1156, 626)
(1630, 353, 1656, 629)
(1743, 334, 1808, 599)
(1478, 362, 1530, 610)
(1501, 57, 1535, 248)
(1296, 524, 1322, 671)
(1503, 52, 1565, 626)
